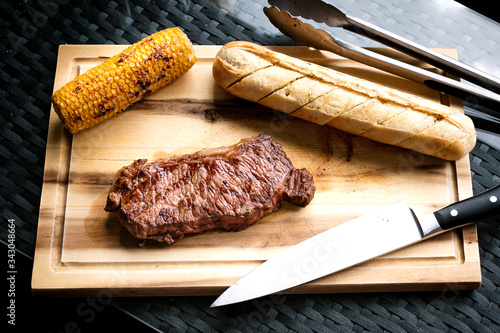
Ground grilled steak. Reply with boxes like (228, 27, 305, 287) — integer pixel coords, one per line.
(105, 134, 316, 244)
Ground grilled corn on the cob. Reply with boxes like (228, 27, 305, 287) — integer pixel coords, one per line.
(51, 27, 197, 133)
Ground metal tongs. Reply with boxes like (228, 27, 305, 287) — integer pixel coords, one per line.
(264, 0, 500, 108)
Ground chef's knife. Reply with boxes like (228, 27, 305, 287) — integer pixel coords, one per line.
(211, 185, 500, 307)
(268, 0, 500, 93)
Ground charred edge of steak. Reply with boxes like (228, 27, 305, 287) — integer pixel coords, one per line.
(118, 191, 284, 244)
(104, 134, 316, 244)
(284, 168, 315, 207)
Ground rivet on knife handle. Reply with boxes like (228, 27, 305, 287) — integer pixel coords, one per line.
(433, 184, 500, 230)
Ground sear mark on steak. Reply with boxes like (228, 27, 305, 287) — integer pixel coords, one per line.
(105, 134, 316, 245)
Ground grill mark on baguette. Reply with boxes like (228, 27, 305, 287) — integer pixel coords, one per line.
(434, 133, 471, 157)
(441, 114, 466, 131)
(258, 75, 336, 116)
(338, 99, 371, 119)
(392, 121, 430, 146)
(363, 100, 414, 136)
(388, 112, 452, 152)
(289, 86, 340, 115)
(335, 98, 391, 135)
(323, 90, 369, 119)
(225, 64, 274, 90)
(303, 87, 366, 114)
(368, 106, 414, 145)
(377, 107, 411, 126)
(377, 107, 426, 145)
(389, 99, 466, 134)
(257, 75, 307, 102)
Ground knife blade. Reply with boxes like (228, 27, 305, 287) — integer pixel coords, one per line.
(268, 0, 500, 93)
(211, 185, 500, 307)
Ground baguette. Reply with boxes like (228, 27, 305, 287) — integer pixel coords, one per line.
(212, 41, 476, 160)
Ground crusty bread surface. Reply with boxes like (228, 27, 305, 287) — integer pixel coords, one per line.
(212, 41, 476, 161)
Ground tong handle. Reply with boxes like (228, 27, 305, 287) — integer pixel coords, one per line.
(264, 5, 500, 106)
(345, 15, 500, 92)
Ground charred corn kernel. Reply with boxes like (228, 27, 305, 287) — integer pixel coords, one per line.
(51, 27, 197, 133)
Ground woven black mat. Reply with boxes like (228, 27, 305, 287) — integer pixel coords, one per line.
(1, 0, 499, 332)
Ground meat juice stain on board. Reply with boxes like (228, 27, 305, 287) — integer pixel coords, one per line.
(311, 127, 355, 181)
(82, 195, 122, 243)
(83, 201, 145, 248)
(204, 109, 220, 122)
(83, 192, 148, 249)
(318, 127, 354, 163)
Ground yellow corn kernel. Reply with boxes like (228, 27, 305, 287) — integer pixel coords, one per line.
(51, 27, 197, 133)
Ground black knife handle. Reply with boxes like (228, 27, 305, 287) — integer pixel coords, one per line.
(433, 184, 500, 230)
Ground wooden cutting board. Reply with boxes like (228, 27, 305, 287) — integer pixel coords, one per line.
(32, 45, 481, 296)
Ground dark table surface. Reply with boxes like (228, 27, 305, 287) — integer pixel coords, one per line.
(2, 0, 499, 332)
